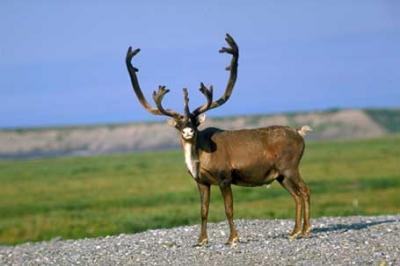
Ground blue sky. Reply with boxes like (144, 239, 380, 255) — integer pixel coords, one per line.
(0, 1, 399, 128)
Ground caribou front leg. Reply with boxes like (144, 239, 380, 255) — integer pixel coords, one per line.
(196, 182, 210, 246)
(220, 184, 239, 246)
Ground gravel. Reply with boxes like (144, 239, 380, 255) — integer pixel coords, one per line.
(1, 215, 399, 265)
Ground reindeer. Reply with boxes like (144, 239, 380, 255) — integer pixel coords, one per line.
(125, 34, 312, 246)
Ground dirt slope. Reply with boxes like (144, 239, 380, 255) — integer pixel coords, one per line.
(0, 109, 393, 159)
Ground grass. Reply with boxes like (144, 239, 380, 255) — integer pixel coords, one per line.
(0, 135, 400, 245)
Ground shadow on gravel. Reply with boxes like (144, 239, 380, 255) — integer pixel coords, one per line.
(269, 219, 397, 240)
(312, 219, 397, 235)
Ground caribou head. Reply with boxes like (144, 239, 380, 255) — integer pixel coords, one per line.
(126, 34, 311, 246)
(126, 33, 237, 140)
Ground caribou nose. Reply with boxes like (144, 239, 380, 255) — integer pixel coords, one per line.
(182, 127, 194, 139)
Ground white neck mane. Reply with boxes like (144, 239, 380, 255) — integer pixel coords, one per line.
(183, 141, 199, 179)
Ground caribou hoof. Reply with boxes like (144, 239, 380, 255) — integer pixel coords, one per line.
(194, 238, 208, 247)
(225, 236, 239, 247)
(301, 228, 312, 238)
(288, 230, 301, 241)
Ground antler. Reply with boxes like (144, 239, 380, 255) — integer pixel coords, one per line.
(152, 86, 182, 119)
(211, 33, 239, 109)
(126, 34, 238, 120)
(126, 47, 184, 118)
(192, 33, 239, 116)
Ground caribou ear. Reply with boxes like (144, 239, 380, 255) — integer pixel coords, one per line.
(167, 118, 177, 127)
(197, 113, 206, 125)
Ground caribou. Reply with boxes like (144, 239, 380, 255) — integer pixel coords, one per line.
(125, 34, 312, 246)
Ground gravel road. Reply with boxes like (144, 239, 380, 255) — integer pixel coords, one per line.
(1, 215, 399, 265)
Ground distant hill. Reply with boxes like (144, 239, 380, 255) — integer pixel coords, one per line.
(0, 108, 399, 159)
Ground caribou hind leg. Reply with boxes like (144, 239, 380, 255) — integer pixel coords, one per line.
(278, 170, 311, 239)
(298, 177, 311, 236)
(278, 174, 303, 240)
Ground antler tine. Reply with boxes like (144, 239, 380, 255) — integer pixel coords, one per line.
(183, 88, 191, 118)
(219, 34, 238, 55)
(192, 82, 213, 116)
(207, 33, 239, 111)
(126, 46, 163, 115)
(152, 86, 181, 118)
